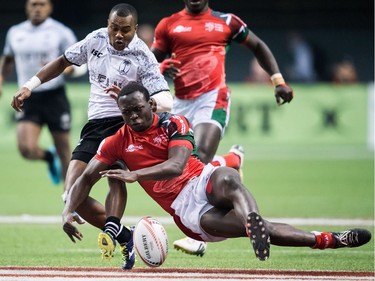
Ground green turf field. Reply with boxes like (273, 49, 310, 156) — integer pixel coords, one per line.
(0, 83, 373, 271)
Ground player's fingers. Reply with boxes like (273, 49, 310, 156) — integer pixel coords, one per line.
(11, 96, 20, 111)
(69, 234, 77, 243)
(73, 231, 83, 241)
(63, 222, 82, 243)
(73, 214, 86, 225)
(108, 92, 118, 100)
(275, 95, 281, 105)
(165, 58, 181, 65)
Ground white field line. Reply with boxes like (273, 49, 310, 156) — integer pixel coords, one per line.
(0, 267, 374, 281)
(0, 215, 373, 226)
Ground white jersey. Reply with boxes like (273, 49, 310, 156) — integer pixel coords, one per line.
(3, 18, 77, 92)
(64, 28, 169, 120)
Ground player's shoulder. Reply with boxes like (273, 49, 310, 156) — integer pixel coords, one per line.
(157, 112, 190, 131)
(210, 9, 246, 26)
(7, 20, 29, 33)
(88, 27, 108, 40)
(159, 9, 185, 25)
(157, 112, 173, 124)
(47, 18, 70, 28)
(129, 35, 151, 52)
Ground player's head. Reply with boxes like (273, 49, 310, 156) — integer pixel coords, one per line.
(26, 0, 52, 26)
(184, 0, 209, 14)
(107, 3, 138, 51)
(117, 82, 154, 132)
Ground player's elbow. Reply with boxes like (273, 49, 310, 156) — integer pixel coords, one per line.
(166, 162, 185, 178)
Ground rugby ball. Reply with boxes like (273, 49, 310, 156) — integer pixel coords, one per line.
(133, 217, 168, 267)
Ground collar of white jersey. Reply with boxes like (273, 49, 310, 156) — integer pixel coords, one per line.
(27, 17, 53, 29)
(127, 33, 139, 49)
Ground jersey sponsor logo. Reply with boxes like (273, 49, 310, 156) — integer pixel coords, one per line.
(172, 25, 192, 33)
(126, 144, 143, 152)
(91, 49, 103, 58)
(153, 133, 168, 146)
(119, 59, 131, 75)
(205, 22, 224, 32)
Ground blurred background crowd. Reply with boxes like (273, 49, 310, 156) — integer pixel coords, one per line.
(0, 0, 373, 84)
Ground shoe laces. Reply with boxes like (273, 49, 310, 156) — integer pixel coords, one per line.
(120, 242, 131, 262)
(335, 230, 359, 246)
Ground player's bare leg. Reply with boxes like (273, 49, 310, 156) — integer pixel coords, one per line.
(193, 123, 221, 164)
(51, 131, 70, 182)
(17, 121, 62, 184)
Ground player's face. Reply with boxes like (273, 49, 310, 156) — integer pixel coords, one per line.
(107, 13, 137, 51)
(26, 0, 52, 25)
(118, 91, 154, 132)
(184, 0, 209, 14)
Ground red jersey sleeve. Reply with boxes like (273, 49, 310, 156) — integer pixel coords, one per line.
(227, 13, 250, 43)
(95, 130, 124, 165)
(152, 17, 171, 53)
(162, 113, 196, 153)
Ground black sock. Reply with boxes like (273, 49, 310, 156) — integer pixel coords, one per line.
(43, 150, 54, 164)
(104, 216, 131, 245)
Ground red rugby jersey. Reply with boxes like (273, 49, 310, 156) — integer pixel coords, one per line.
(153, 8, 249, 99)
(95, 112, 205, 215)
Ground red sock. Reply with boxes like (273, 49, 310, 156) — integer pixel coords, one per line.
(313, 232, 336, 249)
(222, 152, 241, 169)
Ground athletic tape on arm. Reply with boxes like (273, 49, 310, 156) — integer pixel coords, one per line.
(152, 91, 173, 112)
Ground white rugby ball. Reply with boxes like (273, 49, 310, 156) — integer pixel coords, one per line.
(133, 217, 168, 267)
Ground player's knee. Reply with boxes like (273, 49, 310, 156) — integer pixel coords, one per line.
(222, 173, 242, 191)
(18, 145, 34, 159)
(197, 149, 214, 164)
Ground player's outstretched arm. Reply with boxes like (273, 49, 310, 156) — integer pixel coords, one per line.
(243, 31, 294, 105)
(11, 55, 72, 111)
(62, 158, 106, 242)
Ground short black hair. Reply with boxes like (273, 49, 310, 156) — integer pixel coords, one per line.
(109, 3, 138, 24)
(119, 81, 150, 101)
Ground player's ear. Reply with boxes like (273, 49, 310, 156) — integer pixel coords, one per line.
(149, 98, 157, 112)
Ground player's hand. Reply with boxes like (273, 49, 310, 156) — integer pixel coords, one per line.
(274, 83, 294, 105)
(62, 211, 83, 243)
(105, 85, 121, 100)
(160, 53, 181, 79)
(71, 211, 86, 225)
(100, 169, 138, 183)
(11, 87, 31, 112)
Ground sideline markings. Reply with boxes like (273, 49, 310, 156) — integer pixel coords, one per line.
(0, 215, 373, 226)
(0, 267, 374, 281)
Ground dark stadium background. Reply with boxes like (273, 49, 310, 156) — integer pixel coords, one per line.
(0, 0, 373, 82)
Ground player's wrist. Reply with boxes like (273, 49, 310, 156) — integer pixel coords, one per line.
(62, 191, 67, 204)
(270, 73, 285, 87)
(23, 76, 41, 91)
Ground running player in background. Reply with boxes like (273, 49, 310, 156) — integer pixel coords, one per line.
(11, 3, 172, 270)
(151, 0, 294, 256)
(0, 0, 86, 185)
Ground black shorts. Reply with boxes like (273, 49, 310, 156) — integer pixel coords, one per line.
(15, 86, 71, 132)
(71, 116, 124, 163)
